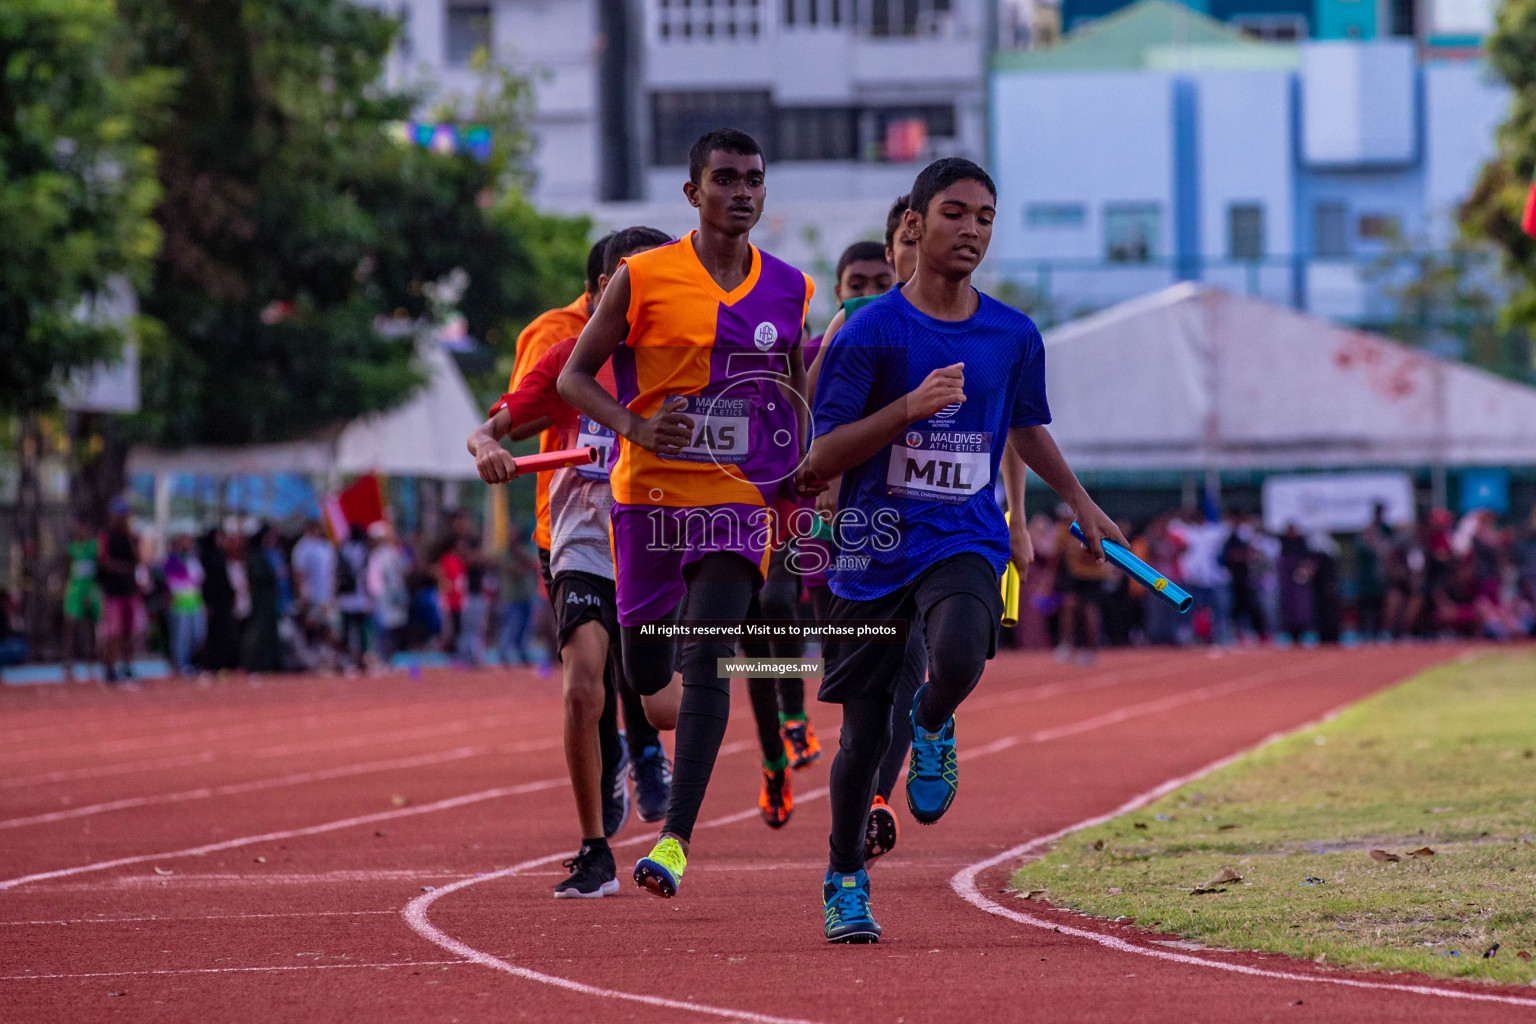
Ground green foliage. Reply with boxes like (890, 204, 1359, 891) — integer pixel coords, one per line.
(1461, 0, 1536, 368)
(121, 0, 591, 447)
(0, 0, 169, 415)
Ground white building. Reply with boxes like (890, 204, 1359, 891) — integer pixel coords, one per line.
(369, 0, 989, 209)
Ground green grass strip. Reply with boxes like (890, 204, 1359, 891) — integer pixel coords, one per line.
(1012, 651, 1536, 984)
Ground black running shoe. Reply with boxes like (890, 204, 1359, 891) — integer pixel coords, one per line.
(554, 842, 618, 899)
(864, 795, 899, 863)
(601, 733, 631, 838)
(631, 744, 671, 823)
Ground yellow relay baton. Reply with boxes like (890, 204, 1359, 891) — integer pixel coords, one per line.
(1000, 512, 1021, 627)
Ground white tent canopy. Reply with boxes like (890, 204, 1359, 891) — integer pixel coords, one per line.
(1042, 283, 1536, 472)
(128, 341, 485, 481)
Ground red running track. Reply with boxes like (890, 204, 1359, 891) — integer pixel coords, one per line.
(3, 646, 1533, 1022)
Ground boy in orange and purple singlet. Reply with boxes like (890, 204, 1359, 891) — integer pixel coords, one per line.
(559, 128, 820, 899)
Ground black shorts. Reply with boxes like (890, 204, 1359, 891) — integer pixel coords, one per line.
(818, 552, 1002, 704)
(551, 571, 619, 654)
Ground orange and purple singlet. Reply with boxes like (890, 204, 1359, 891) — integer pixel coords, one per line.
(608, 232, 814, 625)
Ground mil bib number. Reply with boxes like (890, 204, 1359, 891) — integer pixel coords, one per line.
(576, 416, 615, 480)
(658, 394, 751, 464)
(886, 431, 992, 505)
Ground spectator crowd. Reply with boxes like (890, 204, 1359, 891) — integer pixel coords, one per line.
(34, 505, 551, 684)
(1012, 503, 1536, 661)
(8, 497, 1536, 683)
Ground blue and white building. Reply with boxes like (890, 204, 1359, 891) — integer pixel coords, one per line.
(988, 0, 1508, 324)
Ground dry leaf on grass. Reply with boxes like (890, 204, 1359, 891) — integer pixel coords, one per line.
(1206, 866, 1243, 886)
(1190, 886, 1227, 895)
(1217, 824, 1240, 831)
(1091, 839, 1105, 851)
(1019, 890, 1048, 900)
(1368, 849, 1401, 863)
(1133, 823, 1149, 830)
(1407, 847, 1436, 858)
(1516, 951, 1532, 961)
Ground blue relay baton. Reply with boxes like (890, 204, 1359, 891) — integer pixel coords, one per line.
(1070, 521, 1193, 614)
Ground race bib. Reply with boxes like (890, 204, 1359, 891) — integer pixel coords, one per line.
(576, 415, 615, 480)
(886, 431, 992, 505)
(658, 394, 751, 464)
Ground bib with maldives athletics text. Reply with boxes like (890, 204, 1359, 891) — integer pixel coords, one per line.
(886, 429, 993, 504)
(576, 415, 616, 480)
(656, 393, 752, 464)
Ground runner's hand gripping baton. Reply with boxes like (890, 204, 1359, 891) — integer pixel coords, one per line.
(1000, 512, 1021, 627)
(509, 446, 597, 476)
(1070, 521, 1193, 613)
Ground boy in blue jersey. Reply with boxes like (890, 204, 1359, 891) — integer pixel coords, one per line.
(806, 158, 1124, 943)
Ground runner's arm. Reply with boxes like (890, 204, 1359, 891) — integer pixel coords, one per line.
(1001, 447, 1032, 576)
(1006, 426, 1125, 560)
(557, 265, 692, 454)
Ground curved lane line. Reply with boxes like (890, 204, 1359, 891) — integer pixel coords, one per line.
(952, 686, 1536, 1010)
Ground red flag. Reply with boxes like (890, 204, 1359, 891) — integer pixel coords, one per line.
(323, 474, 386, 540)
(1521, 166, 1536, 237)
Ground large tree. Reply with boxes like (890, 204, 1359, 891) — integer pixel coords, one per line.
(120, 0, 587, 448)
(1461, 0, 1536, 356)
(0, 0, 166, 415)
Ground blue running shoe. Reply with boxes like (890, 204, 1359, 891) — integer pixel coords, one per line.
(601, 733, 631, 838)
(631, 744, 671, 823)
(823, 869, 881, 943)
(905, 684, 957, 825)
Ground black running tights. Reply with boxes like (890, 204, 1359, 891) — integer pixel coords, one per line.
(827, 591, 992, 873)
(620, 552, 759, 843)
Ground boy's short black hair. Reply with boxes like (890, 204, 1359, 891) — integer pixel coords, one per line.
(585, 232, 615, 292)
(688, 128, 765, 184)
(835, 241, 889, 282)
(884, 194, 911, 252)
(907, 158, 997, 217)
(603, 226, 674, 278)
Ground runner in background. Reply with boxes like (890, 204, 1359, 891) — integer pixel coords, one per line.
(470, 226, 678, 897)
(62, 516, 102, 682)
(511, 235, 671, 823)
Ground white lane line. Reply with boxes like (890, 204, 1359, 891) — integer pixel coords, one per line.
(0, 779, 565, 891)
(965, 653, 1195, 712)
(0, 960, 467, 982)
(951, 687, 1536, 1010)
(402, 792, 832, 1024)
(2, 910, 400, 926)
(397, 659, 1313, 1023)
(0, 739, 757, 892)
(0, 718, 526, 791)
(0, 739, 560, 831)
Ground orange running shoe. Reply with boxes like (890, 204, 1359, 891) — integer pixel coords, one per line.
(864, 795, 899, 862)
(781, 717, 822, 770)
(759, 766, 793, 828)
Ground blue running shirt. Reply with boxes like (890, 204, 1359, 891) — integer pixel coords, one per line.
(812, 285, 1050, 600)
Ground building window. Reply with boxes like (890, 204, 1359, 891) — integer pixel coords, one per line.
(865, 0, 953, 37)
(1358, 213, 1402, 242)
(1389, 0, 1415, 36)
(651, 90, 773, 166)
(777, 107, 858, 161)
(1313, 202, 1349, 258)
(445, 3, 491, 67)
(1231, 14, 1308, 40)
(661, 0, 762, 41)
(1104, 203, 1160, 263)
(863, 105, 954, 162)
(1227, 203, 1265, 261)
(1025, 203, 1086, 229)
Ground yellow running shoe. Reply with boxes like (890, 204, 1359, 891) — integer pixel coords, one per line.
(634, 837, 687, 898)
